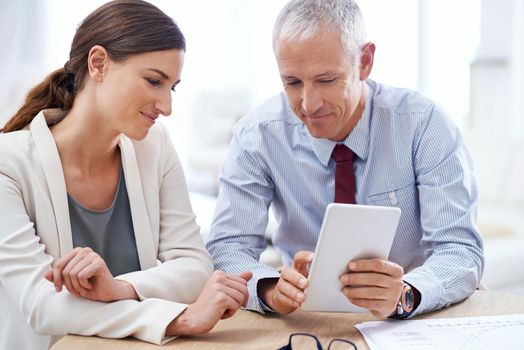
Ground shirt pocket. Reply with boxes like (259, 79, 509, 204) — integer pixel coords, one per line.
(365, 182, 417, 208)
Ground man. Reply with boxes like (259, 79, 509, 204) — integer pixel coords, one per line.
(206, 0, 483, 319)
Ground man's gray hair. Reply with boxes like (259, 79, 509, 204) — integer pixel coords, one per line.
(273, 0, 367, 65)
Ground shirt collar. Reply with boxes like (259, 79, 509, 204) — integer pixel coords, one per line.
(306, 82, 373, 166)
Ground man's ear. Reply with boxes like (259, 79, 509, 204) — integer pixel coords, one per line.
(359, 42, 376, 81)
(87, 45, 110, 81)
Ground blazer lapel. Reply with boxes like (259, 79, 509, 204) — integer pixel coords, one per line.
(119, 136, 157, 269)
(30, 112, 73, 255)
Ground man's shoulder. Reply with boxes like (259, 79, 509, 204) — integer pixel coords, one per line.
(369, 80, 436, 116)
(367, 80, 458, 143)
(234, 92, 301, 135)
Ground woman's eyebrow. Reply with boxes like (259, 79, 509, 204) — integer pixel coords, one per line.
(145, 68, 170, 80)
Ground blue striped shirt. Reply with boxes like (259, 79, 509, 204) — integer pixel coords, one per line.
(206, 80, 484, 317)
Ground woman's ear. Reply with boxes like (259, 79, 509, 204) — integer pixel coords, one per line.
(359, 42, 376, 81)
(87, 45, 109, 81)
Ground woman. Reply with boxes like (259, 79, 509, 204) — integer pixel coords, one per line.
(0, 1, 251, 349)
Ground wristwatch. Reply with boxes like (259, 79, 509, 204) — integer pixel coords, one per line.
(393, 282, 415, 318)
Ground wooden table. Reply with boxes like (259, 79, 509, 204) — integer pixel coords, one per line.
(52, 291, 524, 350)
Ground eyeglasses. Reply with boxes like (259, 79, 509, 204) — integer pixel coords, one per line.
(278, 332, 358, 350)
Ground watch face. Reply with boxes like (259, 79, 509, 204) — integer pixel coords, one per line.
(402, 285, 414, 313)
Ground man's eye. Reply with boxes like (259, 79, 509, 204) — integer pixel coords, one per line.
(146, 78, 161, 87)
(320, 78, 336, 83)
(285, 81, 300, 86)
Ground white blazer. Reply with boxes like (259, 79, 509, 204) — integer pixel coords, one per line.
(0, 110, 213, 349)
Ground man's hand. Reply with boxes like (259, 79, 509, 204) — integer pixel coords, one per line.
(166, 270, 252, 335)
(44, 247, 138, 302)
(259, 251, 314, 314)
(339, 258, 404, 318)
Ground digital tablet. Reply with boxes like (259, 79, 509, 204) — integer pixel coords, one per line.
(301, 203, 401, 312)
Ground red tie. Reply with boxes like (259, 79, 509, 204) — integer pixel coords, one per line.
(332, 144, 356, 204)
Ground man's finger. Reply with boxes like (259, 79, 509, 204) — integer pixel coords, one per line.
(342, 286, 389, 301)
(349, 259, 404, 277)
(340, 272, 393, 288)
(281, 267, 308, 290)
(292, 251, 314, 269)
(348, 297, 393, 315)
(274, 285, 300, 308)
(276, 279, 306, 303)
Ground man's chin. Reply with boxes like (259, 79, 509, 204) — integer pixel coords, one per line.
(306, 127, 333, 140)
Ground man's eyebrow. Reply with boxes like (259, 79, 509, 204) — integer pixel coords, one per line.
(313, 71, 339, 78)
(280, 71, 340, 80)
(145, 68, 170, 80)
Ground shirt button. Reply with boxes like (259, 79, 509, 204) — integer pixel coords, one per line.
(389, 192, 398, 205)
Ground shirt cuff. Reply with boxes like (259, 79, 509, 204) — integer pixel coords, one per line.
(258, 297, 276, 313)
(245, 269, 280, 313)
(403, 270, 444, 317)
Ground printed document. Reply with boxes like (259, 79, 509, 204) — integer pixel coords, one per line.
(355, 314, 524, 350)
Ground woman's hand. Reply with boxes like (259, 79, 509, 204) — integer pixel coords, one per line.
(166, 270, 253, 335)
(44, 247, 138, 302)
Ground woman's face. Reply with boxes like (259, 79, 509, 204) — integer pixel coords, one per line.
(96, 49, 184, 140)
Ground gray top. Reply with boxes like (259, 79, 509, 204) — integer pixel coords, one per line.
(68, 167, 141, 276)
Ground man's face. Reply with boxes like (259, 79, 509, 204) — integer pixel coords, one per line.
(275, 31, 372, 141)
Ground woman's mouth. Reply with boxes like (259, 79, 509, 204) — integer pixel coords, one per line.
(141, 112, 158, 123)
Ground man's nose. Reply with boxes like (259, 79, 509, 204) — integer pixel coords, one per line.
(301, 86, 323, 114)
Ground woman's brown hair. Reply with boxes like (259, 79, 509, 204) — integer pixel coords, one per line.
(1, 0, 185, 133)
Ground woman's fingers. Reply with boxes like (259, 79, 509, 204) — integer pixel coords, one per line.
(48, 247, 101, 295)
(51, 248, 84, 292)
(223, 277, 249, 304)
(44, 270, 53, 282)
(68, 256, 96, 292)
(61, 249, 94, 295)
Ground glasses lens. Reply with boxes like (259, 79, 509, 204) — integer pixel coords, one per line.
(289, 333, 322, 350)
(327, 339, 357, 350)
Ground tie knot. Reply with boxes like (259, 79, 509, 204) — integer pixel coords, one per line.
(331, 144, 354, 162)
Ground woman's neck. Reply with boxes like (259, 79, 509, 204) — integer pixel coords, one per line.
(50, 95, 121, 177)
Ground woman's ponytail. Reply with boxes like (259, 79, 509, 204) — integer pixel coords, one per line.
(1, 68, 76, 133)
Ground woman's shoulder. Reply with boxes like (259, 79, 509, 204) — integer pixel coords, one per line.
(0, 131, 35, 186)
(0, 130, 32, 162)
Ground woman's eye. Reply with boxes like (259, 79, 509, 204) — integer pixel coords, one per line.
(146, 78, 161, 87)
